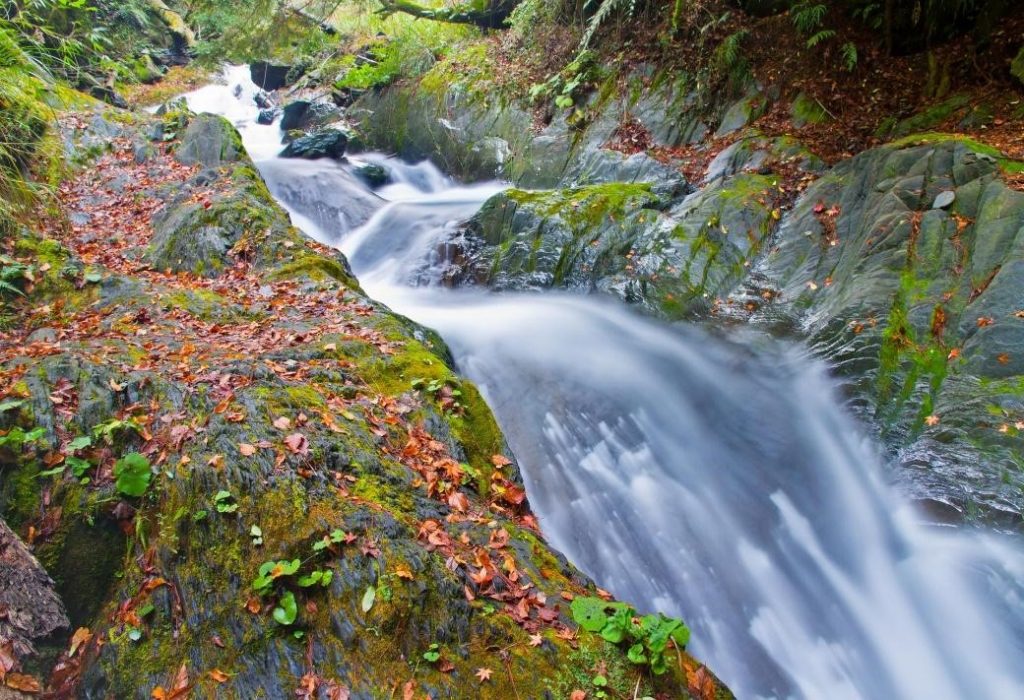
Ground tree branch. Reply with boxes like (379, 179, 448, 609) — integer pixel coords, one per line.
(375, 0, 520, 29)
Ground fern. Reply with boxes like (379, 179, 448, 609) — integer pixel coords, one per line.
(841, 41, 858, 71)
(580, 0, 636, 51)
(791, 1, 828, 35)
(806, 29, 836, 48)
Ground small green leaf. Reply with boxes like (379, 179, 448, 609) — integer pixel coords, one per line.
(67, 436, 92, 452)
(627, 643, 647, 665)
(273, 591, 297, 625)
(0, 399, 25, 412)
(361, 585, 376, 613)
(570, 596, 608, 632)
(66, 456, 92, 477)
(137, 603, 155, 618)
(592, 674, 608, 687)
(37, 465, 67, 478)
(113, 452, 151, 497)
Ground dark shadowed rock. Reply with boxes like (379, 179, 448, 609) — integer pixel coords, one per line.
(250, 61, 299, 90)
(279, 99, 340, 132)
(279, 127, 349, 160)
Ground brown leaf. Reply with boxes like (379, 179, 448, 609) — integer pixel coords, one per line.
(402, 680, 416, 700)
(272, 416, 291, 430)
(475, 667, 492, 682)
(245, 597, 262, 614)
(491, 454, 512, 468)
(6, 673, 42, 693)
(570, 691, 587, 700)
(394, 565, 414, 580)
(447, 491, 469, 513)
(238, 443, 257, 457)
(209, 669, 229, 683)
(283, 433, 309, 455)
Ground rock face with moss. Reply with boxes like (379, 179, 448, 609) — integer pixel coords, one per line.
(758, 137, 1024, 519)
(0, 101, 729, 698)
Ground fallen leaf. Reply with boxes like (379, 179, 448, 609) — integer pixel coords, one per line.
(394, 565, 414, 580)
(402, 680, 416, 700)
(283, 432, 308, 455)
(925, 415, 940, 427)
(6, 673, 42, 692)
(272, 416, 291, 430)
(69, 627, 93, 656)
(475, 667, 492, 682)
(238, 443, 257, 457)
(528, 633, 544, 647)
(570, 691, 587, 700)
(209, 669, 229, 683)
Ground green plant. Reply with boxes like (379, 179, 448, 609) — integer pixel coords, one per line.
(93, 417, 143, 444)
(422, 642, 441, 663)
(0, 425, 45, 451)
(841, 41, 858, 71)
(113, 452, 152, 496)
(0, 255, 33, 298)
(213, 490, 238, 513)
(570, 596, 690, 675)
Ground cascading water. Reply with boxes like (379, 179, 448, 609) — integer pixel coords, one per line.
(187, 66, 1024, 699)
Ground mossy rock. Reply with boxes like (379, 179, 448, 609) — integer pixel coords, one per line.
(790, 93, 830, 128)
(173, 113, 243, 168)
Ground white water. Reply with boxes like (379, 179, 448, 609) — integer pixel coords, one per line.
(188, 66, 1024, 699)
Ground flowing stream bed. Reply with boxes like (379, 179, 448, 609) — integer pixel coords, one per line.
(185, 66, 1024, 700)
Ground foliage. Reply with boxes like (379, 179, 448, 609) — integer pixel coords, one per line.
(570, 596, 690, 675)
(113, 452, 152, 496)
(0, 255, 33, 298)
(0, 425, 46, 452)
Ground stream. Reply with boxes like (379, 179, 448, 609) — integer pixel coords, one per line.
(185, 66, 1024, 700)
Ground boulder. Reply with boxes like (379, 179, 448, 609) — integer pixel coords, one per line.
(279, 127, 349, 160)
(249, 61, 299, 91)
(254, 90, 273, 109)
(353, 162, 391, 188)
(257, 108, 278, 125)
(173, 113, 243, 168)
(279, 99, 340, 132)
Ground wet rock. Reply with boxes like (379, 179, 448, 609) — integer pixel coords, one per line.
(254, 90, 274, 110)
(279, 99, 340, 132)
(353, 162, 391, 188)
(279, 127, 349, 160)
(759, 137, 1024, 517)
(257, 108, 278, 125)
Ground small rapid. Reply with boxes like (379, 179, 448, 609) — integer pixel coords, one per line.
(187, 66, 1024, 700)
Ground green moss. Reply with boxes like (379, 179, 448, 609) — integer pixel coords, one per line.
(271, 255, 359, 288)
(888, 132, 1024, 176)
(791, 92, 829, 127)
(880, 94, 971, 139)
(505, 182, 657, 229)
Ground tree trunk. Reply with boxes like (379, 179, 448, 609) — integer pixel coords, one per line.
(376, 0, 522, 29)
(0, 518, 68, 659)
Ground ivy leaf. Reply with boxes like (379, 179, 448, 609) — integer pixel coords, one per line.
(272, 591, 297, 625)
(113, 453, 151, 497)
